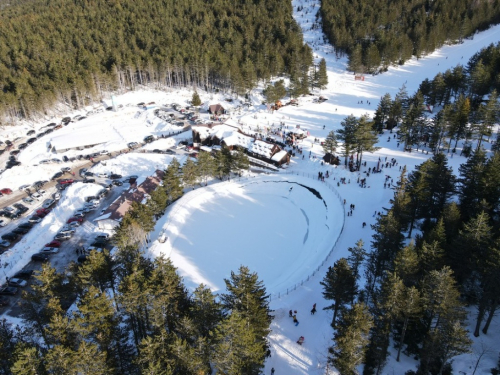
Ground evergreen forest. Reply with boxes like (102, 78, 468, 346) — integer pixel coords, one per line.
(322, 43, 500, 375)
(319, 0, 500, 73)
(0, 0, 312, 121)
(0, 150, 275, 375)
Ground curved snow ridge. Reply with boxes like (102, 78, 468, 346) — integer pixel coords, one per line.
(147, 175, 343, 295)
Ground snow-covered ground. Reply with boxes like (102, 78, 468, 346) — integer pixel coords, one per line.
(0, 0, 499, 372)
(146, 174, 344, 294)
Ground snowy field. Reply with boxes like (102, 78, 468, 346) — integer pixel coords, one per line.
(147, 174, 344, 294)
(0, 0, 499, 372)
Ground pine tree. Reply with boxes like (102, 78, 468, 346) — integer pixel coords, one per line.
(221, 265, 273, 370)
(354, 114, 379, 169)
(231, 149, 250, 176)
(329, 303, 373, 375)
(182, 157, 199, 189)
(316, 58, 328, 89)
(348, 44, 363, 73)
(322, 130, 338, 155)
(191, 91, 202, 106)
(212, 311, 266, 375)
(11, 345, 45, 375)
(373, 93, 392, 133)
(196, 151, 216, 186)
(320, 258, 358, 327)
(164, 158, 184, 202)
(418, 267, 472, 375)
(336, 115, 358, 166)
(347, 239, 367, 281)
(366, 210, 404, 294)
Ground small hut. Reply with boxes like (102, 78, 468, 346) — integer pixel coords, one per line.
(208, 104, 225, 115)
(323, 153, 340, 165)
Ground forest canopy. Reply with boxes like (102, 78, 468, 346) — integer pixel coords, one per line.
(0, 0, 312, 120)
(320, 0, 500, 74)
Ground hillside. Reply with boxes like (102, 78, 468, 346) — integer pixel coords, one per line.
(320, 0, 500, 73)
(0, 0, 311, 120)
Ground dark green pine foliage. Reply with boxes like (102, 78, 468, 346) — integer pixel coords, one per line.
(220, 266, 273, 374)
(191, 91, 202, 107)
(263, 80, 287, 104)
(417, 267, 472, 375)
(458, 148, 488, 222)
(336, 115, 358, 166)
(0, 0, 312, 120)
(164, 158, 184, 203)
(398, 91, 425, 151)
(322, 130, 338, 155)
(213, 146, 233, 180)
(373, 93, 392, 133)
(366, 210, 404, 296)
(329, 303, 373, 375)
(320, 0, 500, 73)
(315, 58, 329, 90)
(182, 158, 199, 190)
(354, 114, 379, 169)
(320, 258, 358, 328)
(347, 239, 367, 281)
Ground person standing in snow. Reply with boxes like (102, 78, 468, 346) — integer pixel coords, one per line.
(271, 368, 275, 374)
(289, 310, 293, 318)
(293, 315, 299, 326)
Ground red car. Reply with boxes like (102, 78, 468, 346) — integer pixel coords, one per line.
(36, 208, 51, 216)
(67, 217, 83, 224)
(45, 241, 61, 248)
(59, 179, 74, 185)
(0, 188, 12, 195)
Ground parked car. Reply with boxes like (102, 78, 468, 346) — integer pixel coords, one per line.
(18, 143, 28, 150)
(14, 270, 34, 279)
(36, 209, 50, 218)
(62, 117, 71, 124)
(144, 135, 155, 143)
(12, 227, 29, 235)
(1, 233, 18, 241)
(45, 240, 61, 248)
(31, 253, 49, 262)
(77, 254, 88, 263)
(112, 180, 123, 186)
(0, 240, 10, 247)
(59, 179, 74, 185)
(54, 233, 72, 241)
(27, 137, 37, 144)
(67, 217, 83, 224)
(66, 221, 81, 228)
(61, 167, 71, 173)
(39, 159, 51, 165)
(9, 150, 20, 156)
(0, 188, 12, 195)
(83, 178, 95, 183)
(5, 211, 21, 220)
(51, 171, 63, 180)
(53, 192, 61, 200)
(0, 286, 18, 295)
(18, 223, 33, 230)
(8, 278, 27, 288)
(51, 158, 62, 163)
(30, 192, 42, 201)
(27, 130, 36, 136)
(0, 220, 8, 227)
(128, 142, 139, 149)
(100, 150, 109, 155)
(54, 124, 63, 130)
(96, 173, 107, 178)
(13, 203, 27, 210)
(22, 197, 35, 205)
(28, 216, 42, 223)
(95, 234, 110, 241)
(38, 189, 47, 196)
(42, 199, 55, 209)
(62, 155, 69, 162)
(72, 212, 85, 218)
(40, 247, 59, 254)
